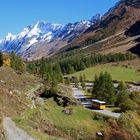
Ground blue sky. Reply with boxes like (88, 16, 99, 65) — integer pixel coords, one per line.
(0, 0, 118, 39)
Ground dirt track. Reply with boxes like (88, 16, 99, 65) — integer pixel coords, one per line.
(3, 117, 35, 140)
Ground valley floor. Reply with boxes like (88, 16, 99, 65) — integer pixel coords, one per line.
(67, 60, 140, 83)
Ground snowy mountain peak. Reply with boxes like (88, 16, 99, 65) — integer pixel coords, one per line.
(18, 26, 32, 39)
(27, 23, 41, 38)
(5, 33, 16, 41)
(0, 16, 99, 60)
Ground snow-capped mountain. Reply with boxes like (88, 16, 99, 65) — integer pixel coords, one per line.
(0, 22, 63, 53)
(0, 15, 100, 60)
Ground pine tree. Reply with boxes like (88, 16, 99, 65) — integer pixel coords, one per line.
(117, 81, 126, 92)
(115, 81, 128, 106)
(27, 63, 37, 74)
(10, 51, 25, 72)
(0, 51, 3, 67)
(93, 72, 116, 104)
(65, 77, 71, 86)
(81, 80, 86, 90)
(10, 51, 17, 70)
(40, 57, 47, 77)
(80, 61, 86, 70)
(74, 77, 79, 88)
(50, 75, 58, 94)
(79, 74, 83, 82)
(83, 74, 86, 81)
(17, 56, 26, 72)
(45, 72, 51, 83)
(53, 64, 63, 82)
(67, 64, 74, 74)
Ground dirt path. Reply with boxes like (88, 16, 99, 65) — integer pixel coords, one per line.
(3, 117, 35, 140)
(25, 84, 43, 109)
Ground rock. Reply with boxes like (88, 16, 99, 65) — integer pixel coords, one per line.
(9, 91, 13, 95)
(96, 131, 104, 137)
(62, 108, 74, 115)
(12, 90, 21, 95)
(0, 80, 5, 84)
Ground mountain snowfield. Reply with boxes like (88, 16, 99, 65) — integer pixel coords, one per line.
(0, 16, 100, 60)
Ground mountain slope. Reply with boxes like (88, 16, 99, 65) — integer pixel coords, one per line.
(1, 0, 140, 60)
(60, 0, 140, 56)
(0, 22, 63, 58)
(0, 17, 100, 60)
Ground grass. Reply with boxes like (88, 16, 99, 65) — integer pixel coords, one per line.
(82, 90, 92, 98)
(0, 66, 114, 139)
(67, 63, 140, 82)
(14, 99, 107, 140)
(0, 117, 5, 140)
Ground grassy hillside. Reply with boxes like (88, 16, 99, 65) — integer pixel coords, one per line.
(0, 66, 109, 140)
(67, 61, 140, 82)
(0, 66, 41, 117)
(14, 99, 108, 140)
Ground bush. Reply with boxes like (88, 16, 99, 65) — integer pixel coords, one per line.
(129, 92, 140, 104)
(119, 99, 137, 112)
(105, 120, 133, 140)
(118, 111, 140, 140)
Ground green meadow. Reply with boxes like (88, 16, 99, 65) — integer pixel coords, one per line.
(67, 64, 140, 82)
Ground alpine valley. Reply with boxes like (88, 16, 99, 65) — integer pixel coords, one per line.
(0, 0, 140, 140)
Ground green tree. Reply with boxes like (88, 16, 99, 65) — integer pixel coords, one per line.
(93, 72, 116, 104)
(81, 81, 86, 90)
(129, 92, 140, 104)
(83, 74, 86, 81)
(17, 57, 26, 72)
(53, 64, 63, 83)
(74, 77, 79, 88)
(79, 61, 86, 70)
(117, 81, 126, 91)
(27, 63, 37, 74)
(40, 57, 47, 77)
(119, 99, 137, 112)
(50, 75, 58, 94)
(115, 81, 128, 106)
(65, 77, 71, 86)
(67, 64, 74, 74)
(79, 74, 86, 82)
(45, 72, 51, 83)
(79, 74, 83, 82)
(0, 51, 3, 67)
(10, 51, 17, 70)
(10, 51, 25, 72)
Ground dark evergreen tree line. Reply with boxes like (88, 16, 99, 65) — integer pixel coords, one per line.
(27, 57, 63, 84)
(27, 52, 136, 77)
(59, 52, 136, 74)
